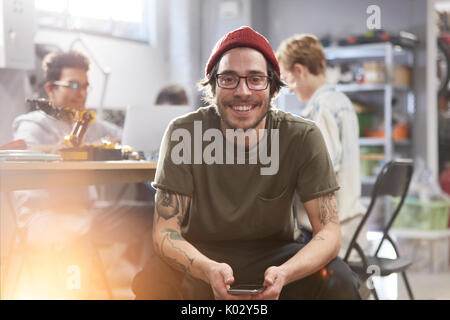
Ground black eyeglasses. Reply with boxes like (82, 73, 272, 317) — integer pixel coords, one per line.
(216, 73, 270, 90)
(53, 81, 91, 92)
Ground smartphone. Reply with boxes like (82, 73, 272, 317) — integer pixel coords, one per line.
(227, 284, 266, 295)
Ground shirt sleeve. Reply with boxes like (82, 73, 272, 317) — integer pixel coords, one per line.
(13, 119, 54, 146)
(152, 121, 194, 197)
(296, 124, 340, 203)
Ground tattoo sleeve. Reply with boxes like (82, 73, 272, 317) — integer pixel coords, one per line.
(154, 189, 193, 273)
(318, 193, 339, 226)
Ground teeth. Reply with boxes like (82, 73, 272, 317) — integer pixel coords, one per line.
(232, 105, 252, 111)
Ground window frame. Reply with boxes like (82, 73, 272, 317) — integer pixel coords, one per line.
(35, 0, 151, 44)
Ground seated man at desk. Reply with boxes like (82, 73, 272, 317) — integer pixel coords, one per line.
(15, 50, 121, 146)
(155, 84, 189, 106)
(11, 51, 152, 299)
(132, 26, 360, 300)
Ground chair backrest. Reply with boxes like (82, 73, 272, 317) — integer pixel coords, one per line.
(343, 159, 414, 262)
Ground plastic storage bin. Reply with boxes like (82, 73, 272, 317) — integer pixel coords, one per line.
(392, 197, 450, 230)
(360, 146, 383, 178)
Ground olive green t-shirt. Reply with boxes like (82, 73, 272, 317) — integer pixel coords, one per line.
(153, 106, 339, 247)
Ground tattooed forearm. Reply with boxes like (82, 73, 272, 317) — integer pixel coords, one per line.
(160, 229, 194, 273)
(318, 193, 339, 226)
(162, 228, 185, 241)
(154, 190, 192, 273)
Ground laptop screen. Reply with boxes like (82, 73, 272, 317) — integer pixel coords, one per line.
(121, 105, 193, 160)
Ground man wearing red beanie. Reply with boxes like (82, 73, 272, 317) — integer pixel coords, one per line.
(133, 26, 361, 300)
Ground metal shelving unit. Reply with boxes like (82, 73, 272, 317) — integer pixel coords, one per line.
(277, 42, 415, 190)
(325, 43, 415, 179)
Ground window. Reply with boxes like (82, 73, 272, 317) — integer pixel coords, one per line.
(35, 0, 150, 43)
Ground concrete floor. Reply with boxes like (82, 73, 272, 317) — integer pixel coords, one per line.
(397, 271, 450, 300)
(358, 231, 450, 300)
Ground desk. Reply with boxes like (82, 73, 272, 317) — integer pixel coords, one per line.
(0, 160, 157, 299)
(0, 160, 157, 191)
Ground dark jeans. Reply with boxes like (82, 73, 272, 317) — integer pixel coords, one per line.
(90, 200, 155, 265)
(132, 239, 361, 300)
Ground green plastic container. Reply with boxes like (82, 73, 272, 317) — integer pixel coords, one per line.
(360, 146, 383, 178)
(392, 197, 450, 230)
(357, 113, 374, 137)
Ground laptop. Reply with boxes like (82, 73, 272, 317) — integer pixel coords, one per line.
(121, 105, 193, 160)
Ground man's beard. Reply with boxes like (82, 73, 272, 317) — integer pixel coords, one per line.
(215, 99, 271, 131)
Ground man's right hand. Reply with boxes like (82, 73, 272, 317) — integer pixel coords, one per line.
(206, 262, 253, 300)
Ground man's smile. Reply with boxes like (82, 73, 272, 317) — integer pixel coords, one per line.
(229, 104, 258, 115)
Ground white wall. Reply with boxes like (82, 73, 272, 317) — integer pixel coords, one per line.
(34, 29, 167, 110)
(0, 69, 29, 145)
(167, 0, 202, 106)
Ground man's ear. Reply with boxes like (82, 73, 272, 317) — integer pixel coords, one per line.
(293, 63, 307, 77)
(44, 82, 54, 98)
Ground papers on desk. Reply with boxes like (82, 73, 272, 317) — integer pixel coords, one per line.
(0, 150, 62, 161)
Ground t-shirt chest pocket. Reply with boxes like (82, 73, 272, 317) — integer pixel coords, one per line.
(253, 185, 294, 236)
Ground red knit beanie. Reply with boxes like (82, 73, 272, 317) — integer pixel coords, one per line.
(205, 26, 280, 77)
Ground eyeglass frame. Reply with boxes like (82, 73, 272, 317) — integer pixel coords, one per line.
(52, 80, 91, 92)
(215, 73, 271, 91)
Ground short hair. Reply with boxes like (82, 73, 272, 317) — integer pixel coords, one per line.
(155, 84, 189, 105)
(276, 34, 326, 75)
(197, 53, 285, 106)
(42, 51, 90, 83)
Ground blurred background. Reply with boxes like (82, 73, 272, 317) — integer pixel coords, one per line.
(0, 0, 449, 300)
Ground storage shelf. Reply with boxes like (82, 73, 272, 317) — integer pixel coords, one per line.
(278, 43, 415, 195)
(359, 138, 385, 146)
(360, 154, 385, 161)
(281, 83, 411, 95)
(359, 138, 412, 146)
(324, 43, 414, 60)
(336, 83, 411, 92)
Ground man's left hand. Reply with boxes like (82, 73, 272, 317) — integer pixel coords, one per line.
(252, 266, 286, 300)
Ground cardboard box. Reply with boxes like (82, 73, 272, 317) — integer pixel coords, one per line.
(363, 62, 412, 87)
(363, 61, 385, 84)
(394, 65, 412, 87)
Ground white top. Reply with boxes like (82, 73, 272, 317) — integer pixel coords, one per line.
(296, 83, 366, 230)
(12, 110, 122, 147)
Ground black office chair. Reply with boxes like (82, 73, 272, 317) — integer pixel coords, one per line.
(343, 159, 415, 300)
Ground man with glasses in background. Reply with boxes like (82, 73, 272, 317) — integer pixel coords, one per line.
(14, 51, 121, 145)
(11, 51, 152, 299)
